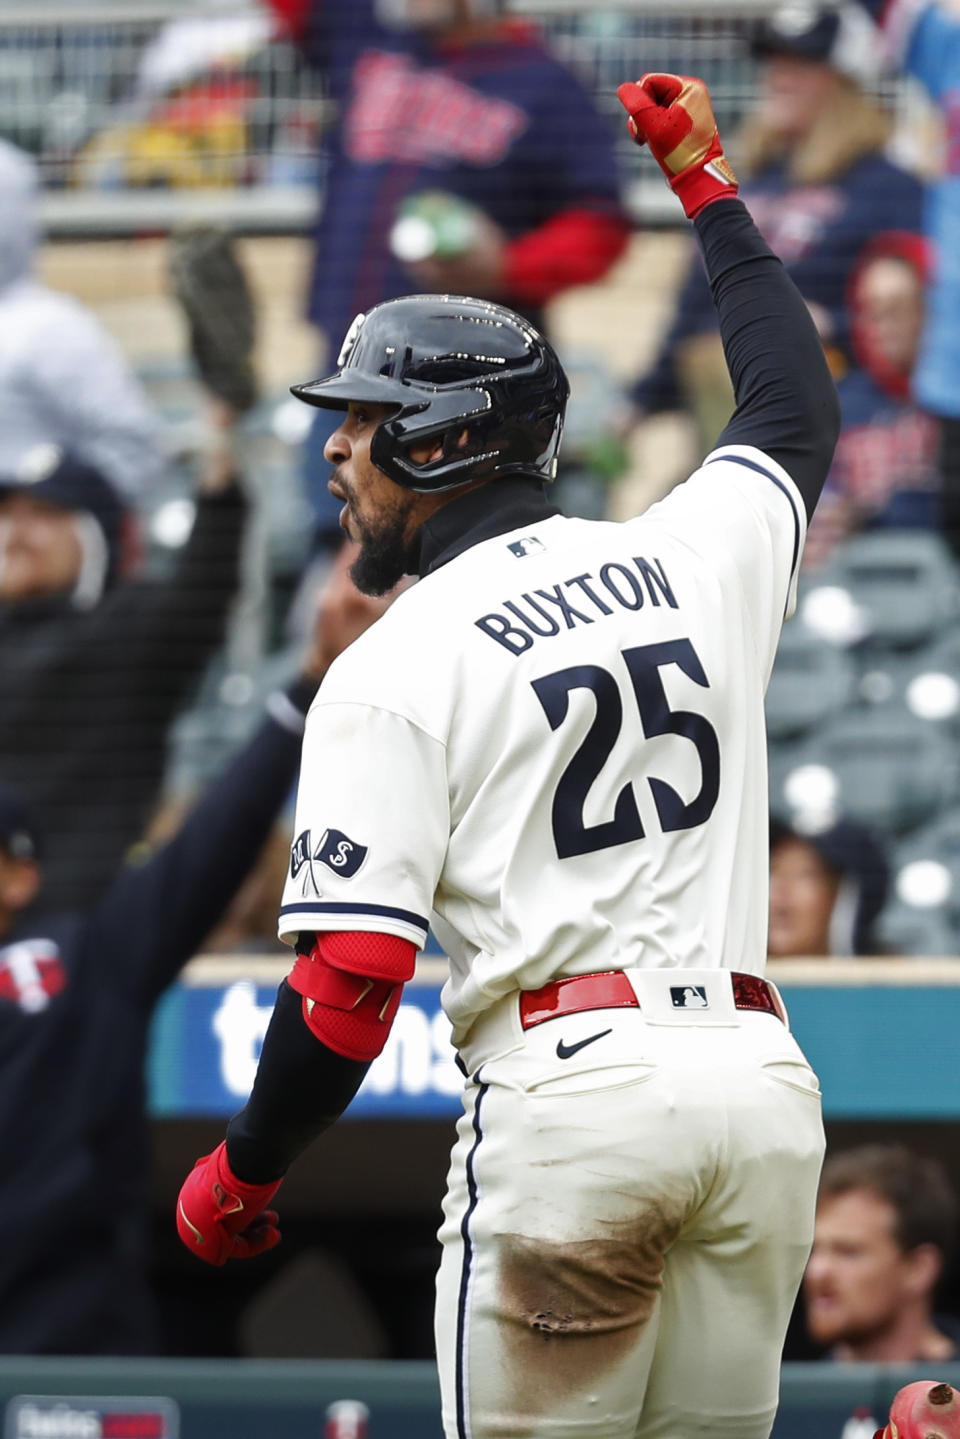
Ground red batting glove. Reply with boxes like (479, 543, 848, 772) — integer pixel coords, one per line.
(176, 1140, 282, 1266)
(617, 73, 738, 220)
(874, 1380, 960, 1439)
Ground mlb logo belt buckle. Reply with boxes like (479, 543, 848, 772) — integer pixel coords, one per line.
(518, 969, 784, 1029)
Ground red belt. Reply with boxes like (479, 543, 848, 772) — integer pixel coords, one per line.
(519, 970, 782, 1029)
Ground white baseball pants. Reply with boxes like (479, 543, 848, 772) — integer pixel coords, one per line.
(435, 968, 825, 1439)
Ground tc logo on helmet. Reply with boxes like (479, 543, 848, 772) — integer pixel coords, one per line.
(337, 312, 366, 367)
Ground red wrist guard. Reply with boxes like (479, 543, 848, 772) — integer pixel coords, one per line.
(288, 930, 417, 1062)
(617, 73, 738, 220)
(668, 141, 738, 219)
(176, 1140, 282, 1266)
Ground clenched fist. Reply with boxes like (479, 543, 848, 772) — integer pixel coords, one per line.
(176, 1140, 282, 1266)
(617, 73, 737, 219)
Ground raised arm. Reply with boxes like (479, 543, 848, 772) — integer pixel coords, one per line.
(694, 200, 841, 520)
(617, 74, 841, 520)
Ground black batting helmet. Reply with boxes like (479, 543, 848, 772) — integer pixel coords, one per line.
(291, 293, 570, 493)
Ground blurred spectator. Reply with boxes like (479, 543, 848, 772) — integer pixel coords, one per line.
(267, 0, 630, 544)
(805, 232, 941, 567)
(76, 13, 276, 191)
(0, 430, 244, 911)
(769, 815, 890, 957)
(853, 0, 960, 559)
(623, 1, 923, 470)
(0, 140, 164, 504)
(146, 806, 293, 956)
(201, 824, 294, 953)
(804, 1145, 960, 1362)
(0, 545, 398, 1354)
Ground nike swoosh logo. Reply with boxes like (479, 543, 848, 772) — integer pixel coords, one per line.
(178, 1200, 204, 1245)
(555, 1028, 612, 1061)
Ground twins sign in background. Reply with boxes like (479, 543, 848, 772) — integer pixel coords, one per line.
(147, 957, 960, 1121)
(147, 959, 460, 1119)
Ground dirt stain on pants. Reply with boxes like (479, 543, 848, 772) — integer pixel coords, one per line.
(494, 1205, 684, 1427)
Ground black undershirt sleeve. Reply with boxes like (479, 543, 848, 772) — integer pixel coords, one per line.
(693, 198, 841, 521)
(225, 978, 371, 1184)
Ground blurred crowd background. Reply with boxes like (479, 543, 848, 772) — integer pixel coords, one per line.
(3, 0, 954, 957)
(5, 0, 960, 1425)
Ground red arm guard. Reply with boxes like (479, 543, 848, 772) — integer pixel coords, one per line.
(177, 937, 412, 1261)
(287, 930, 418, 1062)
(503, 208, 631, 308)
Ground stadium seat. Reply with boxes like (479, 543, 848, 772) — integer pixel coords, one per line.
(768, 737, 828, 821)
(873, 900, 957, 958)
(765, 617, 855, 741)
(803, 530, 959, 651)
(893, 808, 960, 922)
(772, 703, 956, 835)
(854, 629, 960, 736)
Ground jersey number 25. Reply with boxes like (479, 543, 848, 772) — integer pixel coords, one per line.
(532, 638, 720, 860)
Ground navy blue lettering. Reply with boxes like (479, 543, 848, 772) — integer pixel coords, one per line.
(534, 585, 594, 629)
(565, 573, 613, 616)
(600, 563, 644, 610)
(505, 597, 560, 637)
(535, 638, 718, 862)
(476, 556, 681, 653)
(532, 665, 644, 857)
(475, 613, 533, 655)
(633, 556, 678, 608)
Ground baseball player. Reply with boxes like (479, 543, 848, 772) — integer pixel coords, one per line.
(177, 73, 839, 1437)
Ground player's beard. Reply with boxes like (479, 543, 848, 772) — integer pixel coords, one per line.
(348, 492, 416, 596)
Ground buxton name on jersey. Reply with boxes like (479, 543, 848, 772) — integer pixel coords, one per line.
(475, 551, 678, 654)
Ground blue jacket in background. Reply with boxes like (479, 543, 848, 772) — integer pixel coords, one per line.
(0, 705, 304, 1353)
(632, 151, 924, 415)
(290, 0, 624, 351)
(826, 366, 941, 531)
(883, 1, 960, 418)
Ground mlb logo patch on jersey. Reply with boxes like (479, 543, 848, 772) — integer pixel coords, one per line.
(314, 828, 368, 878)
(507, 536, 545, 558)
(670, 985, 709, 1010)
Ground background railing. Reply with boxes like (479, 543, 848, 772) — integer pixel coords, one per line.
(0, 1354, 949, 1438)
(149, 955, 960, 1122)
(0, 0, 928, 234)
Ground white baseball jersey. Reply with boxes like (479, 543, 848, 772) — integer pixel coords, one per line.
(279, 442, 805, 1044)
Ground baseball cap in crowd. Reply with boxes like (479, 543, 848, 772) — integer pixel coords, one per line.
(0, 783, 42, 863)
(0, 444, 128, 593)
(751, 2, 883, 86)
(771, 813, 890, 954)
